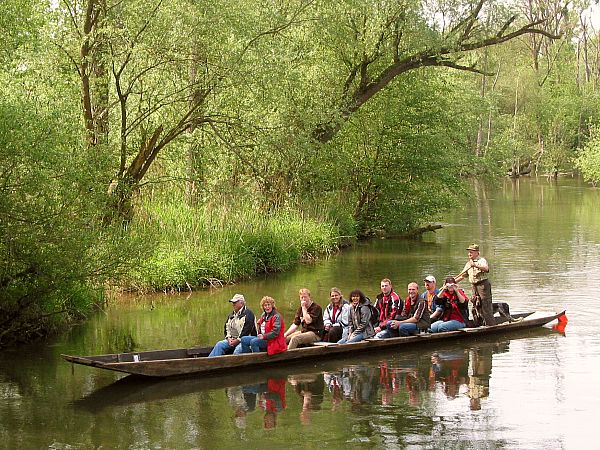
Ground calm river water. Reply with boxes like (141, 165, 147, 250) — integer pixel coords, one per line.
(1, 177, 599, 449)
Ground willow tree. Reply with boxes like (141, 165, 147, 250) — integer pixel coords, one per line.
(51, 0, 315, 221)
(309, 0, 562, 144)
(50, 0, 562, 222)
(0, 0, 141, 346)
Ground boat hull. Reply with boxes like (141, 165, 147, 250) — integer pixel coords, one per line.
(62, 310, 565, 378)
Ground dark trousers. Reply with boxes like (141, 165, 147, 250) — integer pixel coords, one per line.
(471, 279, 495, 326)
(323, 325, 343, 343)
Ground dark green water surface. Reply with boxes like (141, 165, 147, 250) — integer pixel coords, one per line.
(1, 177, 598, 449)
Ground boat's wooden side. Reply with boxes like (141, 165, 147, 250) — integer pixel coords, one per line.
(61, 310, 565, 378)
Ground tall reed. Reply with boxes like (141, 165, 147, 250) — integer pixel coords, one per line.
(123, 199, 346, 292)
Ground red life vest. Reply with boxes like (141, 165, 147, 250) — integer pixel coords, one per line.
(257, 311, 286, 355)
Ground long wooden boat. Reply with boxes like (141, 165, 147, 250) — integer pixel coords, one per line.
(62, 310, 565, 378)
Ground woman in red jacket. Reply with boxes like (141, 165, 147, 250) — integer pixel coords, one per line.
(239, 296, 286, 355)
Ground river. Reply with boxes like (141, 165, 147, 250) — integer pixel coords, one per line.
(1, 177, 598, 449)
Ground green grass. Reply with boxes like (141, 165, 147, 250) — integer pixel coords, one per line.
(122, 199, 347, 292)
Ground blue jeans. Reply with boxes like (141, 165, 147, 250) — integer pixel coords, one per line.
(375, 322, 400, 339)
(398, 323, 418, 336)
(338, 332, 366, 344)
(208, 339, 236, 357)
(430, 320, 465, 333)
(238, 335, 268, 353)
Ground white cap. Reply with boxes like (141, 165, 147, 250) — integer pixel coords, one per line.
(229, 293, 245, 303)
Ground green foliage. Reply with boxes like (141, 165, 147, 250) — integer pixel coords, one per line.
(318, 71, 469, 235)
(4, 0, 598, 345)
(0, 88, 144, 347)
(0, 0, 44, 64)
(576, 125, 600, 185)
(466, 8, 600, 175)
(123, 199, 341, 292)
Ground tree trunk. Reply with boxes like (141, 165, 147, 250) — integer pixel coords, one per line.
(312, 3, 560, 144)
(475, 49, 489, 157)
(185, 49, 208, 206)
(80, 0, 108, 147)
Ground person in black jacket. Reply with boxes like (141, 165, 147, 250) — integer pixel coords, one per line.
(208, 293, 257, 356)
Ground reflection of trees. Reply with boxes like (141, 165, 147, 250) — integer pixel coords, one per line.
(106, 327, 137, 353)
(478, 178, 600, 291)
(473, 177, 493, 243)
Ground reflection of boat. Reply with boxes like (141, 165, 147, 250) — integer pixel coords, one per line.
(62, 310, 565, 378)
(73, 361, 339, 413)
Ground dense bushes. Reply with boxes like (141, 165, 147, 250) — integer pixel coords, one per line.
(0, 96, 142, 347)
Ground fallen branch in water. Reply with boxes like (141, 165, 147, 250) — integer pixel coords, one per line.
(386, 224, 443, 239)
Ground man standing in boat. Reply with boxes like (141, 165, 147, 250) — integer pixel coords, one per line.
(208, 294, 257, 357)
(284, 288, 324, 349)
(455, 244, 495, 326)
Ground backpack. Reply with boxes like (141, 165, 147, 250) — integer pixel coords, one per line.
(363, 297, 380, 327)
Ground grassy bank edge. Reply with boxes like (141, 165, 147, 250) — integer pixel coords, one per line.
(119, 200, 355, 293)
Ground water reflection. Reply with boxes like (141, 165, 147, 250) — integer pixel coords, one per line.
(259, 378, 287, 429)
(226, 379, 287, 430)
(70, 333, 553, 435)
(288, 373, 324, 425)
(430, 349, 468, 401)
(226, 385, 257, 429)
(429, 341, 510, 412)
(2, 177, 597, 448)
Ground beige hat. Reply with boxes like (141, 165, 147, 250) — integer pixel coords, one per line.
(466, 244, 479, 251)
(229, 293, 245, 303)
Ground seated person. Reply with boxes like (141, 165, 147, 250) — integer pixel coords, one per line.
(384, 282, 430, 337)
(284, 288, 324, 349)
(238, 296, 286, 355)
(338, 289, 375, 344)
(373, 278, 402, 339)
(323, 287, 351, 343)
(422, 275, 441, 314)
(430, 277, 469, 333)
(208, 294, 257, 357)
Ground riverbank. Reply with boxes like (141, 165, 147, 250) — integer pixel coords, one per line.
(120, 199, 353, 293)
